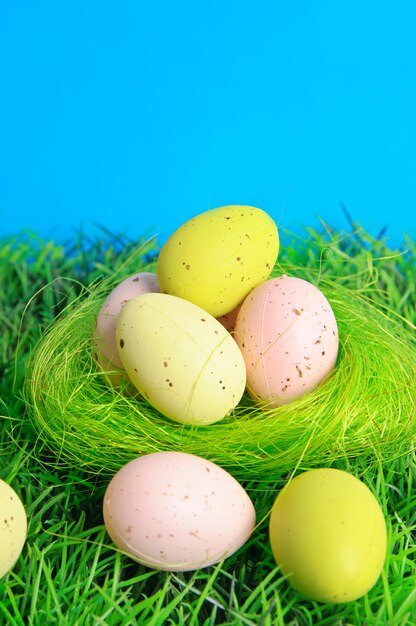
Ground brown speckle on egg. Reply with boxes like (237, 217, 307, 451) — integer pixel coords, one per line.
(188, 531, 200, 539)
(119, 339, 124, 348)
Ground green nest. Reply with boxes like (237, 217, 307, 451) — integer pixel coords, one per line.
(24, 230, 416, 483)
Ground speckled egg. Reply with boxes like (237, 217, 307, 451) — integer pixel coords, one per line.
(0, 479, 27, 579)
(103, 451, 256, 571)
(157, 205, 279, 317)
(217, 304, 241, 333)
(116, 292, 247, 425)
(269, 469, 387, 603)
(234, 275, 339, 406)
(93, 272, 159, 386)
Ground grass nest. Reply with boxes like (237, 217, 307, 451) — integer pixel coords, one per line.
(23, 227, 416, 484)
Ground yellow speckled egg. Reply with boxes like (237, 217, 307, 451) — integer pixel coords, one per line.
(116, 292, 247, 425)
(269, 469, 387, 603)
(0, 479, 27, 579)
(157, 205, 279, 317)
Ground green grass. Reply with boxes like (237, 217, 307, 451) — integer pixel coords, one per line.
(19, 224, 416, 483)
(1, 222, 415, 625)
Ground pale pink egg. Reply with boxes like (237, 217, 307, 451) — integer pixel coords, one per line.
(93, 272, 159, 385)
(103, 451, 256, 571)
(216, 304, 241, 333)
(234, 275, 339, 406)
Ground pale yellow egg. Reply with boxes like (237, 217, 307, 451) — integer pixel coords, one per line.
(0, 479, 27, 579)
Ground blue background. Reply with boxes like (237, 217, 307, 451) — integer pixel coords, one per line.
(1, 1, 415, 248)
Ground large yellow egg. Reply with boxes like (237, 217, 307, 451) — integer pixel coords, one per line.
(269, 469, 387, 603)
(0, 479, 27, 579)
(157, 205, 279, 317)
(116, 292, 247, 425)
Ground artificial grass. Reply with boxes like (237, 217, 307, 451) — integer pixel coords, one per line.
(22, 235, 415, 482)
(0, 222, 415, 625)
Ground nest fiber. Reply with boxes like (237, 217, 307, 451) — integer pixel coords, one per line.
(24, 240, 416, 484)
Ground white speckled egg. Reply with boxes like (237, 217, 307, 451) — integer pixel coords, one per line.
(234, 275, 339, 406)
(103, 451, 256, 571)
(93, 272, 159, 385)
(116, 292, 246, 425)
(0, 479, 27, 579)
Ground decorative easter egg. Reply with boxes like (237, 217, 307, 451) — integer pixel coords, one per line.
(269, 468, 387, 603)
(156, 205, 279, 317)
(234, 275, 339, 406)
(95, 272, 160, 369)
(93, 272, 159, 386)
(116, 292, 247, 425)
(0, 479, 27, 579)
(217, 304, 241, 333)
(103, 451, 256, 571)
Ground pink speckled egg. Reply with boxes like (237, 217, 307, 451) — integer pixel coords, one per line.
(93, 272, 159, 385)
(217, 304, 241, 333)
(234, 275, 339, 406)
(103, 451, 256, 572)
